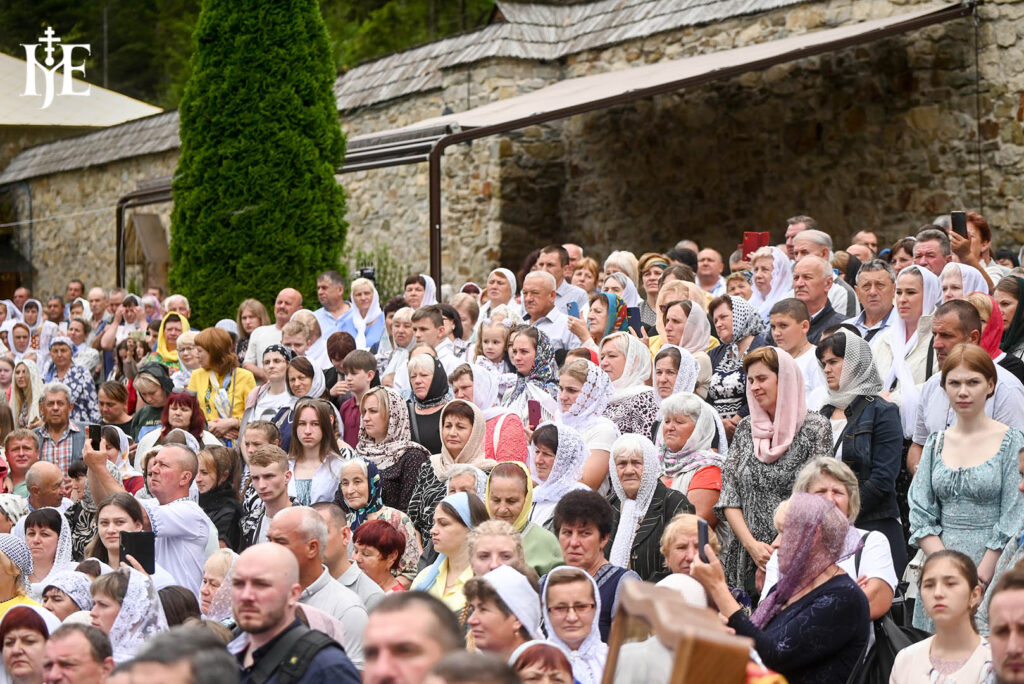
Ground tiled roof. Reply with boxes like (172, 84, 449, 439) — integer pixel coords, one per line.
(0, 110, 180, 184)
(334, 0, 810, 110)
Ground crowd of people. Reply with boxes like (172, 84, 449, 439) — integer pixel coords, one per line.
(0, 214, 1024, 683)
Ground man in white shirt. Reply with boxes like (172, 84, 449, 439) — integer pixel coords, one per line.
(769, 298, 827, 408)
(791, 229, 859, 318)
(268, 506, 368, 669)
(242, 287, 304, 382)
(520, 271, 576, 352)
(314, 271, 353, 337)
(846, 260, 897, 345)
(410, 307, 460, 374)
(697, 249, 727, 296)
(313, 502, 384, 610)
(535, 245, 588, 315)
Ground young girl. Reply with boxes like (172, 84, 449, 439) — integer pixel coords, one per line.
(890, 550, 992, 683)
(475, 317, 515, 396)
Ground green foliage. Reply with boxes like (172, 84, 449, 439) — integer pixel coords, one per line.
(170, 0, 347, 327)
(352, 242, 403, 301)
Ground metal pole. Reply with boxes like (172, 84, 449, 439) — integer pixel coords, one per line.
(428, 149, 442, 287)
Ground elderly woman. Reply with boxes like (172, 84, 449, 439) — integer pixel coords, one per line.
(41, 338, 99, 423)
(541, 566, 608, 684)
(606, 435, 692, 581)
(707, 295, 766, 433)
(339, 277, 384, 351)
(464, 565, 542, 661)
(572, 257, 600, 295)
(529, 424, 589, 530)
(485, 462, 563, 576)
(0, 535, 36, 618)
(479, 268, 518, 326)
(693, 493, 870, 684)
(748, 246, 793, 322)
(558, 359, 620, 489)
(336, 457, 421, 583)
(940, 261, 990, 302)
(649, 344, 700, 441)
(815, 329, 906, 575)
(570, 292, 628, 350)
(602, 273, 641, 309)
(41, 570, 93, 622)
(716, 347, 831, 592)
(198, 548, 236, 621)
(407, 400, 496, 539)
(0, 604, 61, 684)
(406, 354, 449, 455)
(143, 312, 189, 373)
(604, 250, 639, 285)
(501, 327, 560, 426)
(188, 328, 256, 443)
(657, 393, 728, 525)
(356, 386, 431, 510)
(599, 332, 659, 438)
(353, 520, 408, 593)
(411, 492, 489, 618)
(660, 513, 722, 576)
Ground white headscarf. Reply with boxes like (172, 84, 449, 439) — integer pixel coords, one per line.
(824, 329, 883, 410)
(531, 423, 590, 505)
(560, 361, 615, 435)
(604, 332, 652, 400)
(941, 261, 990, 301)
(657, 393, 727, 481)
(750, 247, 793, 321)
(607, 435, 662, 568)
(420, 274, 438, 306)
(350, 283, 383, 350)
(470, 364, 505, 419)
(487, 268, 517, 306)
(885, 265, 941, 436)
(0, 534, 33, 593)
(483, 565, 542, 639)
(107, 568, 170, 663)
(106, 425, 144, 481)
(604, 273, 641, 308)
(42, 570, 94, 612)
(23, 509, 76, 600)
(1, 300, 22, 322)
(675, 302, 711, 354)
(652, 344, 699, 408)
(542, 566, 608, 684)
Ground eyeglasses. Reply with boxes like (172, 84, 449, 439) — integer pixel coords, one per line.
(547, 602, 596, 618)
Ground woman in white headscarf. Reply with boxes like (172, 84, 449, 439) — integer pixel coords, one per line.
(342, 277, 384, 351)
(602, 273, 641, 308)
(4, 323, 36, 366)
(529, 423, 590, 530)
(558, 359, 621, 489)
(940, 261, 990, 302)
(657, 393, 728, 529)
(749, 247, 793, 322)
(607, 434, 692, 581)
(599, 332, 659, 438)
(21, 509, 75, 601)
(41, 570, 94, 623)
(479, 268, 519, 324)
(872, 265, 942, 436)
(659, 300, 713, 395)
(90, 567, 168, 663)
(541, 566, 608, 684)
(19, 300, 58, 371)
(648, 344, 700, 441)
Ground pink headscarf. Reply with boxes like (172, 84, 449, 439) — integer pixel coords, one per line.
(752, 493, 862, 628)
(746, 347, 806, 465)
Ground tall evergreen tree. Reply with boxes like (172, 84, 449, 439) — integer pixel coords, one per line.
(170, 0, 346, 325)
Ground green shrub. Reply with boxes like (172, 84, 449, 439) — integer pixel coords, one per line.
(170, 0, 347, 326)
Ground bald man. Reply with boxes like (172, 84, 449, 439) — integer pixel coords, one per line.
(233, 543, 359, 683)
(13, 461, 72, 538)
(243, 287, 304, 381)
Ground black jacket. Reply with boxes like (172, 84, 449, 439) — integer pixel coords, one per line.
(605, 482, 692, 582)
(819, 395, 902, 523)
(199, 484, 244, 551)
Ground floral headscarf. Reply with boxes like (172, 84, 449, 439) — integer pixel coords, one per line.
(341, 458, 385, 529)
(751, 493, 862, 628)
(599, 292, 629, 339)
(357, 386, 430, 471)
(502, 328, 559, 406)
(531, 423, 590, 505)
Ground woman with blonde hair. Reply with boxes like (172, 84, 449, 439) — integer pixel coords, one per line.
(8, 361, 43, 430)
(571, 257, 600, 296)
(235, 298, 270, 365)
(0, 535, 35, 618)
(604, 251, 639, 286)
(188, 328, 256, 443)
(660, 513, 722, 576)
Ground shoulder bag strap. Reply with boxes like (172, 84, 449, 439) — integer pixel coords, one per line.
(247, 624, 311, 684)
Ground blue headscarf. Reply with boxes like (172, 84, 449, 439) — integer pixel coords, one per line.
(600, 292, 629, 339)
(411, 492, 474, 591)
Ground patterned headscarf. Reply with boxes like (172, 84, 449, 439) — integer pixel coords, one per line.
(340, 458, 385, 529)
(824, 329, 883, 410)
(658, 393, 727, 480)
(652, 344, 700, 408)
(262, 345, 294, 363)
(107, 568, 169, 663)
(43, 570, 94, 611)
(607, 434, 662, 568)
(721, 296, 764, 361)
(502, 328, 559, 406)
(0, 533, 33, 592)
(599, 293, 629, 339)
(560, 361, 614, 434)
(357, 386, 429, 471)
(751, 493, 862, 628)
(0, 495, 29, 528)
(531, 423, 590, 505)
(412, 356, 450, 410)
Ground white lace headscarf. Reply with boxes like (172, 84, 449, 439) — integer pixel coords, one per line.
(652, 344, 699, 407)
(885, 265, 941, 436)
(607, 434, 662, 568)
(350, 281, 383, 350)
(203, 552, 237, 623)
(531, 423, 590, 505)
(603, 332, 652, 400)
(823, 329, 883, 410)
(603, 273, 641, 308)
(749, 247, 793, 321)
(541, 566, 608, 684)
(107, 568, 170, 663)
(24, 508, 76, 600)
(560, 361, 614, 434)
(43, 570, 94, 612)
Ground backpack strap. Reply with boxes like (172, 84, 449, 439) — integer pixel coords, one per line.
(246, 623, 314, 684)
(275, 630, 340, 684)
(407, 401, 422, 443)
(854, 531, 870, 577)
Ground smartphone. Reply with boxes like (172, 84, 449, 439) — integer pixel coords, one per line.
(527, 399, 542, 430)
(88, 424, 101, 451)
(951, 210, 968, 238)
(119, 531, 156, 575)
(627, 307, 642, 336)
(566, 301, 580, 319)
(697, 518, 709, 563)
(742, 232, 761, 260)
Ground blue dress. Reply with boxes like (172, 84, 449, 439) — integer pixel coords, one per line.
(909, 427, 1024, 630)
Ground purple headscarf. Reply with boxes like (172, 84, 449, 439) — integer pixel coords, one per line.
(751, 493, 862, 628)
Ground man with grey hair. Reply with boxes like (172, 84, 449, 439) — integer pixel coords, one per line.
(520, 271, 576, 351)
(675, 239, 699, 252)
(313, 270, 352, 337)
(18, 462, 70, 523)
(163, 294, 191, 319)
(268, 506, 367, 669)
(790, 256, 845, 344)
(312, 502, 384, 610)
(784, 214, 818, 260)
(912, 226, 952, 276)
(34, 383, 84, 474)
(847, 259, 897, 344)
(791, 228, 859, 317)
